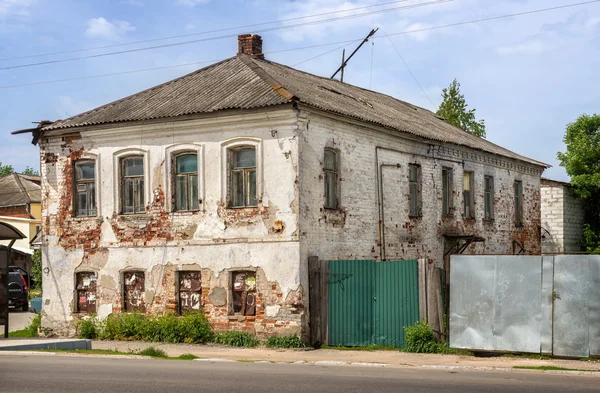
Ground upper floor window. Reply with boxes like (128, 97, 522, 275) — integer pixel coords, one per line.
(408, 164, 422, 217)
(74, 161, 96, 217)
(514, 180, 523, 227)
(463, 171, 474, 219)
(324, 148, 339, 209)
(175, 154, 199, 211)
(442, 167, 453, 217)
(121, 156, 145, 214)
(484, 175, 494, 220)
(230, 148, 257, 208)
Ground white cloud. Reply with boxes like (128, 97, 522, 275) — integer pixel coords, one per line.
(185, 23, 195, 31)
(85, 17, 135, 40)
(0, 0, 35, 19)
(176, 0, 209, 6)
(496, 41, 546, 56)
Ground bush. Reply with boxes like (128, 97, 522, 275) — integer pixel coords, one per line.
(85, 312, 213, 344)
(213, 331, 260, 347)
(266, 335, 305, 349)
(403, 320, 450, 354)
(77, 317, 98, 339)
(31, 250, 42, 291)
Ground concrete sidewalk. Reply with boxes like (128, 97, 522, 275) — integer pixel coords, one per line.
(92, 340, 600, 372)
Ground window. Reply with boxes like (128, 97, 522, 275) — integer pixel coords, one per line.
(463, 171, 474, 219)
(408, 164, 421, 217)
(123, 271, 145, 312)
(324, 149, 339, 209)
(74, 161, 96, 217)
(484, 175, 494, 220)
(514, 180, 523, 227)
(231, 271, 256, 316)
(229, 148, 257, 207)
(178, 271, 201, 314)
(175, 154, 199, 211)
(121, 157, 145, 214)
(76, 272, 97, 313)
(442, 167, 453, 217)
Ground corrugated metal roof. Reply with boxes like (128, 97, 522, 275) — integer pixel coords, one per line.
(42, 54, 546, 167)
(0, 174, 41, 207)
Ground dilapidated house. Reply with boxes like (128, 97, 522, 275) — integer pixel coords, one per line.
(17, 34, 547, 337)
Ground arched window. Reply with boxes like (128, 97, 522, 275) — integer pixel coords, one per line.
(121, 156, 145, 214)
(175, 154, 199, 211)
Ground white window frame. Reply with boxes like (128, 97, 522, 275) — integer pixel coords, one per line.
(165, 143, 204, 213)
(73, 152, 100, 217)
(113, 148, 150, 215)
(220, 137, 263, 207)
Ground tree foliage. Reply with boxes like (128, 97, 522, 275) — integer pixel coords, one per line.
(22, 166, 39, 176)
(0, 161, 14, 177)
(436, 79, 486, 138)
(557, 113, 600, 253)
(31, 250, 43, 290)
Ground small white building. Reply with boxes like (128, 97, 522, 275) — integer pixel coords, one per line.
(22, 35, 547, 337)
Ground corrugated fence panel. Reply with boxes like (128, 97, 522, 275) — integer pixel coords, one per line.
(373, 260, 419, 348)
(553, 255, 591, 358)
(590, 257, 600, 357)
(328, 260, 374, 347)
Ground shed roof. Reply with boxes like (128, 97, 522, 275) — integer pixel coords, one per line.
(41, 55, 547, 167)
(0, 173, 42, 207)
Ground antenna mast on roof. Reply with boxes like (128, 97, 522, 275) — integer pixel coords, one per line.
(331, 28, 378, 82)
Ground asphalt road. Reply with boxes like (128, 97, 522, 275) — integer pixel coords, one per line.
(0, 355, 598, 393)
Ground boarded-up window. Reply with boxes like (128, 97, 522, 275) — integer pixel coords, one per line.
(231, 271, 256, 316)
(514, 180, 523, 227)
(442, 167, 453, 217)
(324, 149, 339, 209)
(484, 175, 494, 220)
(123, 271, 145, 312)
(178, 271, 201, 314)
(408, 164, 421, 217)
(463, 171, 474, 219)
(76, 272, 97, 313)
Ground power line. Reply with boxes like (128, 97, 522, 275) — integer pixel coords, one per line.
(292, 40, 363, 67)
(380, 29, 437, 110)
(2, 0, 599, 88)
(0, 0, 452, 71)
(0, 0, 416, 63)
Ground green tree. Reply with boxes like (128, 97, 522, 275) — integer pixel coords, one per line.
(21, 166, 39, 176)
(0, 161, 14, 177)
(436, 79, 486, 138)
(557, 113, 600, 253)
(31, 250, 43, 291)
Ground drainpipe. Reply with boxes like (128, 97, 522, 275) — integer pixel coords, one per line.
(375, 145, 464, 261)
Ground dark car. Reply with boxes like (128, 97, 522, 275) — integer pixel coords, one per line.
(8, 271, 29, 311)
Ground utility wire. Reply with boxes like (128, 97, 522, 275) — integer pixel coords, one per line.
(0, 0, 417, 63)
(292, 40, 363, 67)
(0, 0, 452, 71)
(380, 29, 437, 110)
(2, 0, 599, 88)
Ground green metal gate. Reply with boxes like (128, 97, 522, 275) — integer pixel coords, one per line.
(328, 259, 419, 348)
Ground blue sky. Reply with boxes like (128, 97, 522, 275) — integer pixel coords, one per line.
(1, 0, 599, 180)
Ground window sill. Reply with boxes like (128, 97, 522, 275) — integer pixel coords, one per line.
(483, 218, 495, 223)
(408, 215, 422, 220)
(227, 205, 259, 210)
(71, 216, 99, 222)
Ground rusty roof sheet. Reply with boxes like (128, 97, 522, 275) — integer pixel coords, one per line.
(42, 55, 546, 167)
(0, 173, 41, 207)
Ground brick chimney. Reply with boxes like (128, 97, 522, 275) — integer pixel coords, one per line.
(237, 34, 264, 59)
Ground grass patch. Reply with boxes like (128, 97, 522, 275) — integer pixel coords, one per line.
(237, 359, 257, 363)
(176, 353, 199, 360)
(213, 331, 260, 347)
(502, 353, 552, 360)
(266, 336, 305, 349)
(514, 366, 594, 372)
(8, 313, 41, 338)
(322, 344, 397, 351)
(138, 346, 168, 358)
